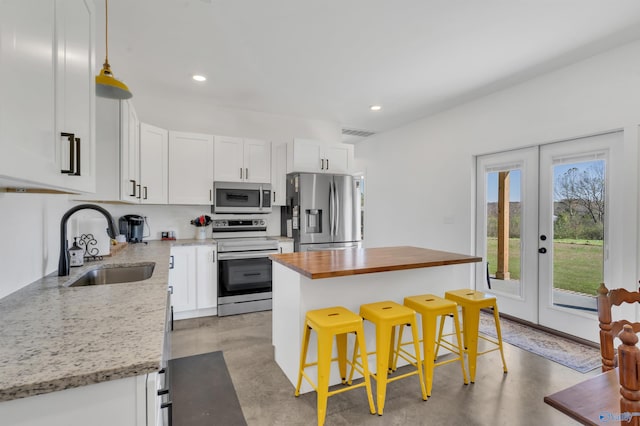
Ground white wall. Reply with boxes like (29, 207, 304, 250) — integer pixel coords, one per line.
(357, 39, 640, 291)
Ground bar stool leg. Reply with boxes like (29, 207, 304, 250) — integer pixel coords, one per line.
(336, 333, 348, 383)
(316, 330, 333, 426)
(463, 306, 481, 383)
(422, 313, 437, 397)
(375, 323, 393, 415)
(492, 306, 508, 373)
(410, 321, 428, 402)
(295, 325, 311, 397)
(355, 328, 377, 415)
(452, 309, 469, 385)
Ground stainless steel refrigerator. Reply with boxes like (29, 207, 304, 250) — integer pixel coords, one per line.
(285, 172, 362, 252)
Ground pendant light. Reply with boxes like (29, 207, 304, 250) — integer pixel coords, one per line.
(95, 0, 132, 99)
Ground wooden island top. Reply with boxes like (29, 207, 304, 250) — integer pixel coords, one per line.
(269, 246, 482, 279)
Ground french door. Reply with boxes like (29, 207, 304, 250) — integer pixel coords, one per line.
(475, 131, 621, 342)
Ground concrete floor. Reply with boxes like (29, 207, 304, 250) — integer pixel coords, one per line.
(171, 311, 593, 426)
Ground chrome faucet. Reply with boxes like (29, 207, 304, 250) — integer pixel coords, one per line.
(58, 204, 118, 276)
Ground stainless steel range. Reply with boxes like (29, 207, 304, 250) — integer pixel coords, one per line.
(213, 218, 279, 316)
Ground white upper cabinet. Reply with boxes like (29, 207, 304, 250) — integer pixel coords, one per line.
(168, 131, 214, 205)
(287, 138, 353, 174)
(271, 143, 287, 206)
(139, 123, 168, 204)
(0, 0, 95, 192)
(120, 100, 140, 203)
(55, 0, 95, 192)
(214, 136, 271, 183)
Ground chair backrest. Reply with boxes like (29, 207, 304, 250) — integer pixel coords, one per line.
(597, 283, 640, 372)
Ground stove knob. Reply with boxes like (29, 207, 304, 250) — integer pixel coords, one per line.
(260, 220, 265, 226)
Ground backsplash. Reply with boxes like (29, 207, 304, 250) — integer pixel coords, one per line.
(0, 193, 68, 299)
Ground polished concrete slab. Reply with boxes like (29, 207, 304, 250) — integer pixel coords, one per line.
(171, 311, 591, 425)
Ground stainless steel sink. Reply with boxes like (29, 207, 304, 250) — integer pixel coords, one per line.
(67, 263, 155, 287)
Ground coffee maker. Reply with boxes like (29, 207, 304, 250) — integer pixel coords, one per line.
(119, 215, 145, 243)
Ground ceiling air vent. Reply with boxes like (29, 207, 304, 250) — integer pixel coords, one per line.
(341, 128, 376, 138)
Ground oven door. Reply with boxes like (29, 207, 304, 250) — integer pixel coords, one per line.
(217, 251, 274, 296)
(213, 183, 272, 214)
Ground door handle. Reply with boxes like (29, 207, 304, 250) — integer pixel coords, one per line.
(538, 247, 547, 254)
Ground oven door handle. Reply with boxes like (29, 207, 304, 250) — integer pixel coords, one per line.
(217, 250, 279, 260)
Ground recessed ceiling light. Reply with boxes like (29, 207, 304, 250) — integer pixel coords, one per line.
(370, 105, 382, 111)
(192, 75, 207, 82)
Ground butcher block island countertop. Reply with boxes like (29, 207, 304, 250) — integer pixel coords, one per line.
(269, 246, 482, 279)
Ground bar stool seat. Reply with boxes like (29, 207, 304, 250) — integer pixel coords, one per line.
(444, 289, 508, 382)
(295, 306, 375, 426)
(352, 300, 427, 415)
(399, 294, 468, 396)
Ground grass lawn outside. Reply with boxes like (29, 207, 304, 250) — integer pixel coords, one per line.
(486, 237, 603, 296)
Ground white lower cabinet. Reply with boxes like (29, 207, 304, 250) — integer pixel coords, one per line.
(170, 244, 217, 319)
(278, 240, 294, 254)
(0, 373, 158, 426)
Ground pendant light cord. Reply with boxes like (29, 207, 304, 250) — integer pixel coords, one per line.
(104, 0, 109, 64)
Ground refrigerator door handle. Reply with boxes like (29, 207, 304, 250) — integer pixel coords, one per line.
(333, 180, 339, 237)
(329, 181, 334, 236)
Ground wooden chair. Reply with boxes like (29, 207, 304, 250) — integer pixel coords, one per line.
(596, 283, 640, 372)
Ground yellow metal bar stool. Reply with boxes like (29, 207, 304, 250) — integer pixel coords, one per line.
(444, 289, 508, 382)
(398, 294, 468, 397)
(295, 306, 375, 426)
(351, 300, 427, 415)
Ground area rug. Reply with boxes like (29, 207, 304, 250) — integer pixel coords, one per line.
(170, 351, 247, 426)
(478, 311, 601, 373)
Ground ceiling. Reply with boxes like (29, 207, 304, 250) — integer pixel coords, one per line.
(99, 1, 640, 142)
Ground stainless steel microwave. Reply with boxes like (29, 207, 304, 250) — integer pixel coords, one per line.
(213, 182, 272, 214)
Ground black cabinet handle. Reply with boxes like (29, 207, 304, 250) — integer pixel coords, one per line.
(60, 132, 75, 174)
(157, 388, 169, 396)
(538, 247, 547, 254)
(326, 159, 329, 170)
(72, 137, 81, 176)
(245, 168, 248, 180)
(161, 401, 173, 426)
(143, 186, 148, 200)
(136, 184, 141, 199)
(129, 180, 136, 197)
(209, 189, 212, 201)
(169, 255, 174, 269)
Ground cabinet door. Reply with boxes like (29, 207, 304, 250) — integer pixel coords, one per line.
(120, 100, 140, 203)
(169, 247, 197, 312)
(289, 139, 323, 173)
(168, 132, 214, 205)
(0, 1, 57, 186)
(55, 0, 95, 193)
(214, 136, 244, 182)
(243, 138, 271, 183)
(271, 143, 287, 205)
(324, 144, 353, 174)
(139, 123, 168, 204)
(278, 241, 294, 254)
(196, 246, 217, 310)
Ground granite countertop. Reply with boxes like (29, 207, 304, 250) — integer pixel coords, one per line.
(270, 246, 482, 279)
(0, 240, 179, 402)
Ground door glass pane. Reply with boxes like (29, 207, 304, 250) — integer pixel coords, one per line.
(486, 169, 522, 297)
(551, 160, 604, 312)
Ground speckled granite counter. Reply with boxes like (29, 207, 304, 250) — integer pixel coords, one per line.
(0, 240, 187, 402)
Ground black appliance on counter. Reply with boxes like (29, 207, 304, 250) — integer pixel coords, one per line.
(119, 214, 145, 243)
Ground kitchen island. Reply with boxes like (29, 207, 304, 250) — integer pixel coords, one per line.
(269, 246, 481, 393)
